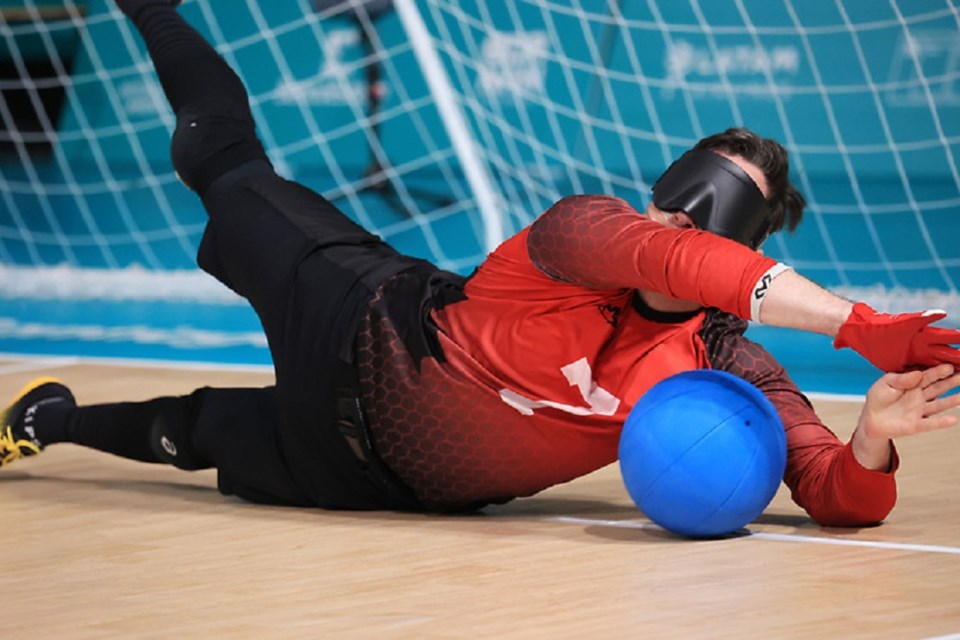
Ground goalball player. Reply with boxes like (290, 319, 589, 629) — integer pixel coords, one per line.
(4, 0, 960, 526)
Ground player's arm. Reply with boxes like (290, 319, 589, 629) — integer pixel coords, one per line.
(528, 195, 960, 373)
(760, 272, 960, 373)
(703, 317, 897, 526)
(527, 194, 778, 320)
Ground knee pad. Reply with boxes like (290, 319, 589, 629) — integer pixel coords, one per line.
(170, 101, 269, 194)
(148, 393, 210, 471)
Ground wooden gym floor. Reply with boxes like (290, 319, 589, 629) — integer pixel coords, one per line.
(2, 355, 960, 639)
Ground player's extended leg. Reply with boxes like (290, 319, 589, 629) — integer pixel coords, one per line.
(0, 378, 311, 506)
(115, 0, 269, 194)
(112, 1, 432, 510)
(113, 0, 409, 353)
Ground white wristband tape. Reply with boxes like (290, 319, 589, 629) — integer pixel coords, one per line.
(750, 262, 793, 322)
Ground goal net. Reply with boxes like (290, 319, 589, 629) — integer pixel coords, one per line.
(412, 0, 960, 320)
(2, 0, 958, 320)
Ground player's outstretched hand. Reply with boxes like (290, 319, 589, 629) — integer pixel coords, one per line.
(834, 303, 960, 372)
(857, 364, 960, 442)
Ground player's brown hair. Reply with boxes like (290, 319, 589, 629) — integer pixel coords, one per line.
(694, 128, 806, 234)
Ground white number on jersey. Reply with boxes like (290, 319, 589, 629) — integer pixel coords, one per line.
(499, 357, 621, 416)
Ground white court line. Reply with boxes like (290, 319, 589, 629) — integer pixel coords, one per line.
(545, 516, 960, 556)
(0, 356, 81, 375)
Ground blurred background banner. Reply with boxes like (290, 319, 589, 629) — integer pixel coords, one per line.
(1, 0, 958, 392)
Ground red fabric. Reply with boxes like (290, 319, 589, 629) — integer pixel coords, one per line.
(701, 312, 897, 526)
(357, 195, 898, 525)
(527, 195, 778, 319)
(361, 231, 710, 507)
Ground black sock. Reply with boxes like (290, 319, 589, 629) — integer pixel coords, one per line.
(38, 396, 212, 467)
(44, 399, 171, 463)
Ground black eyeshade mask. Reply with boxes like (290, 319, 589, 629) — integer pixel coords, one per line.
(651, 149, 772, 249)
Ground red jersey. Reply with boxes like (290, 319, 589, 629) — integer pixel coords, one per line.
(355, 195, 897, 526)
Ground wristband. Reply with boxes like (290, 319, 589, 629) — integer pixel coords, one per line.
(750, 262, 793, 322)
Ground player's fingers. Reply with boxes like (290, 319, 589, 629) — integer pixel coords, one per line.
(917, 413, 959, 433)
(923, 326, 960, 345)
(924, 371, 960, 400)
(919, 364, 958, 392)
(924, 391, 960, 418)
(921, 363, 956, 384)
(884, 370, 924, 392)
(919, 309, 948, 325)
(928, 345, 960, 365)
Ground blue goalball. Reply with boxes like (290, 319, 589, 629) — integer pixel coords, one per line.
(618, 369, 787, 538)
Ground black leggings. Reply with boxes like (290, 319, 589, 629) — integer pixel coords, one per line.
(61, 1, 430, 510)
(122, 0, 269, 195)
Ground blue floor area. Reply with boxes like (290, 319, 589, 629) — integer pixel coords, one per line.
(0, 297, 880, 395)
(0, 298, 271, 367)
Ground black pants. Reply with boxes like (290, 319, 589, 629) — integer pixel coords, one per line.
(110, 1, 431, 510)
(171, 161, 428, 510)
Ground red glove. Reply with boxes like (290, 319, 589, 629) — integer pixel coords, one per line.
(834, 303, 960, 372)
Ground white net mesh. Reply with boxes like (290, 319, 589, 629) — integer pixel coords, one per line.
(1, 0, 959, 320)
(0, 0, 488, 303)
(414, 0, 960, 317)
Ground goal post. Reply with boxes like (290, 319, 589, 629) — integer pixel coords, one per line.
(392, 0, 504, 252)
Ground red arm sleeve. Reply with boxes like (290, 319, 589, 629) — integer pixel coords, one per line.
(700, 311, 899, 527)
(527, 195, 779, 320)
